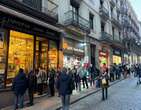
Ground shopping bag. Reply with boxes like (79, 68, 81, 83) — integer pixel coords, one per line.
(102, 78, 107, 85)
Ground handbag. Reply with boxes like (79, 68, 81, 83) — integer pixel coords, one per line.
(102, 78, 107, 85)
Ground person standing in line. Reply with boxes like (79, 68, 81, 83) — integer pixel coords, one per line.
(57, 68, 73, 110)
(27, 70, 36, 106)
(12, 68, 28, 110)
(100, 69, 109, 101)
(49, 69, 55, 96)
(36, 67, 43, 95)
(82, 67, 89, 89)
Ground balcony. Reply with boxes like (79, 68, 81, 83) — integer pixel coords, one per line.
(0, 0, 58, 25)
(22, 0, 58, 20)
(99, 6, 109, 20)
(110, 0, 116, 7)
(100, 31, 113, 43)
(111, 14, 121, 28)
(64, 10, 90, 33)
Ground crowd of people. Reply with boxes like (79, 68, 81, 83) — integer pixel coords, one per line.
(11, 63, 141, 110)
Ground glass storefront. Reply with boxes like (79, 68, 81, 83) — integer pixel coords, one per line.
(0, 30, 59, 87)
(7, 30, 34, 86)
(112, 55, 121, 65)
(63, 38, 84, 69)
(36, 37, 48, 70)
(48, 40, 58, 70)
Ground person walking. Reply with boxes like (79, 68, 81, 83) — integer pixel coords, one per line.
(12, 68, 28, 110)
(27, 70, 36, 106)
(57, 68, 74, 110)
(100, 69, 109, 101)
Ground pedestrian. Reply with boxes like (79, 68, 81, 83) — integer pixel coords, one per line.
(82, 67, 89, 89)
(27, 70, 36, 106)
(12, 68, 28, 110)
(100, 69, 109, 101)
(57, 68, 74, 110)
(72, 66, 77, 89)
(36, 67, 44, 95)
(49, 69, 55, 96)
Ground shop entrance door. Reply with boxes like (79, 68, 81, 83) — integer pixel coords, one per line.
(7, 30, 34, 86)
(36, 37, 48, 71)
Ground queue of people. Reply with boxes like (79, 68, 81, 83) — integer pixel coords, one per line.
(12, 63, 136, 110)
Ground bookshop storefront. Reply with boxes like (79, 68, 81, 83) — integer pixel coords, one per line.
(0, 13, 60, 89)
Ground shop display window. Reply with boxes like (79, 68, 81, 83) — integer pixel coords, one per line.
(7, 30, 34, 86)
(36, 37, 48, 70)
(48, 40, 58, 70)
(0, 30, 6, 88)
(113, 55, 121, 65)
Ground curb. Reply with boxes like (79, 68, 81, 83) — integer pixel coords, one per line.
(56, 79, 124, 110)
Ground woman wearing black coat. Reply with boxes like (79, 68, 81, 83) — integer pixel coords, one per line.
(57, 68, 74, 110)
(100, 70, 109, 101)
(12, 68, 28, 110)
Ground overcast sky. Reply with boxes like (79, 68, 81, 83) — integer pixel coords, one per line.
(129, 0, 141, 21)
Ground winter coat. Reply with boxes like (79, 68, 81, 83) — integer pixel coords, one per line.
(12, 72, 28, 95)
(100, 72, 109, 88)
(57, 72, 73, 96)
(28, 71, 36, 91)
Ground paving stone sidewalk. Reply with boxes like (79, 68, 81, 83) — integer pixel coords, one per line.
(2, 79, 122, 110)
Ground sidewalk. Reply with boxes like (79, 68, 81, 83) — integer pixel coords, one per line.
(2, 79, 123, 110)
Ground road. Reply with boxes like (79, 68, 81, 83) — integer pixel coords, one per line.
(70, 77, 141, 110)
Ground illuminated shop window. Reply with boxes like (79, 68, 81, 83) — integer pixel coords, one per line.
(36, 37, 48, 70)
(48, 40, 58, 70)
(7, 30, 34, 86)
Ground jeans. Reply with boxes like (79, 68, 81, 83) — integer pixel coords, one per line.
(61, 95, 70, 110)
(102, 87, 108, 100)
(14, 94, 24, 110)
(28, 89, 34, 105)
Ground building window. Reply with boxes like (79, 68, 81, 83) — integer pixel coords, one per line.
(48, 40, 58, 70)
(89, 13, 94, 30)
(7, 30, 34, 86)
(112, 27, 115, 39)
(23, 0, 42, 11)
(101, 22, 105, 32)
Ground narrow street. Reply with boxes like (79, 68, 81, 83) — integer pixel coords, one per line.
(70, 77, 141, 110)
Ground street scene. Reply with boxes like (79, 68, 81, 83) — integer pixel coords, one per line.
(70, 77, 141, 110)
(0, 0, 141, 110)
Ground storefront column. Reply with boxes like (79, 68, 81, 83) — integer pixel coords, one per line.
(58, 33, 64, 69)
(84, 34, 90, 64)
(4, 29, 10, 88)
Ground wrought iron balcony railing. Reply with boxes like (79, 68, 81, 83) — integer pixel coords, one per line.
(100, 31, 113, 42)
(64, 10, 90, 32)
(21, 0, 58, 19)
(111, 14, 121, 28)
(99, 5, 109, 20)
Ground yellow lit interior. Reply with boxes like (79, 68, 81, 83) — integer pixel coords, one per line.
(8, 30, 33, 79)
(113, 55, 121, 65)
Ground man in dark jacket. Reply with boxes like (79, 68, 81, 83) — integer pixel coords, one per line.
(49, 69, 55, 96)
(57, 68, 73, 110)
(12, 68, 28, 110)
(27, 70, 36, 106)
